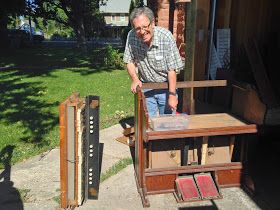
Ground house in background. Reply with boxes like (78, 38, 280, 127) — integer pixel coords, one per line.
(99, 0, 131, 38)
(100, 0, 147, 38)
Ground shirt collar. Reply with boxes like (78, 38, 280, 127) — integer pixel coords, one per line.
(151, 27, 159, 48)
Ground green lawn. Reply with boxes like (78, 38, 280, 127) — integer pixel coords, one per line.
(0, 46, 134, 167)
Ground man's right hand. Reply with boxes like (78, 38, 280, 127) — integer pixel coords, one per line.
(131, 80, 142, 93)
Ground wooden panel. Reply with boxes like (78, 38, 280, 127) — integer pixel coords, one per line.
(244, 40, 279, 108)
(150, 139, 185, 168)
(147, 126, 257, 140)
(146, 174, 176, 192)
(141, 80, 227, 90)
(230, 0, 273, 58)
(216, 169, 241, 187)
(146, 113, 257, 141)
(146, 162, 242, 175)
(205, 136, 231, 165)
(183, 0, 197, 113)
(188, 113, 247, 128)
(59, 101, 67, 209)
(232, 84, 266, 124)
(193, 0, 210, 100)
(216, 0, 232, 28)
(59, 93, 81, 208)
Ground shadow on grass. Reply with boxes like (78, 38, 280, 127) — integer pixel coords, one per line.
(0, 46, 124, 146)
(0, 73, 58, 144)
(0, 145, 23, 210)
(0, 46, 124, 77)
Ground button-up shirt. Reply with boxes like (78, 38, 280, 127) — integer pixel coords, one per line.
(123, 26, 184, 83)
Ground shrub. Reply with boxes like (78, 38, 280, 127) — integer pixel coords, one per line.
(103, 45, 125, 69)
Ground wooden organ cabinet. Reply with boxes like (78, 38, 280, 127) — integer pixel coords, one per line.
(134, 80, 257, 207)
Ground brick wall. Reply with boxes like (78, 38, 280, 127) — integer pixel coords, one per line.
(148, 0, 185, 58)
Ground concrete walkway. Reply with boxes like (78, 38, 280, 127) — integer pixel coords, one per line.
(0, 124, 262, 210)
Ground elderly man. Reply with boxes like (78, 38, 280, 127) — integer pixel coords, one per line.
(123, 6, 183, 117)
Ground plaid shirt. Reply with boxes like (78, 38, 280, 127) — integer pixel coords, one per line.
(123, 26, 184, 83)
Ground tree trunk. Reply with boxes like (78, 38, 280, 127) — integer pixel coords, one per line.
(0, 11, 9, 49)
(71, 0, 87, 51)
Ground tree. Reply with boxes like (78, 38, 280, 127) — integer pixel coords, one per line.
(32, 0, 106, 49)
(121, 0, 135, 45)
(0, 0, 26, 48)
(135, 0, 145, 7)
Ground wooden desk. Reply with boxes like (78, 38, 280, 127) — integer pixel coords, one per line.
(134, 81, 257, 207)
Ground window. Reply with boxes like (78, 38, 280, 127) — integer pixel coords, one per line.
(111, 16, 115, 21)
(120, 16, 125, 21)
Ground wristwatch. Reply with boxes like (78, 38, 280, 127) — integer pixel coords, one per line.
(169, 91, 176, 96)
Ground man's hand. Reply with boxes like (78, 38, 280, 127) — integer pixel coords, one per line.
(127, 63, 142, 93)
(131, 79, 142, 93)
(168, 94, 178, 111)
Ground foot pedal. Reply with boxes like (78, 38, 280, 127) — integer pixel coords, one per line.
(175, 176, 201, 201)
(194, 172, 221, 200)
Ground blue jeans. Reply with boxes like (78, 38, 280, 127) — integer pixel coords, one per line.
(143, 89, 173, 117)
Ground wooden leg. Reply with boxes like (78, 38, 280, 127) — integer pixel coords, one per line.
(134, 173, 150, 207)
(240, 137, 245, 162)
(193, 137, 198, 165)
(229, 135, 235, 160)
(201, 136, 208, 165)
(148, 142, 152, 168)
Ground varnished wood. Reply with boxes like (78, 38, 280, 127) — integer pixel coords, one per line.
(59, 101, 68, 209)
(216, 169, 242, 187)
(145, 162, 242, 175)
(229, 135, 235, 159)
(146, 126, 256, 141)
(201, 136, 208, 165)
(194, 0, 210, 101)
(141, 80, 227, 90)
(134, 81, 257, 206)
(145, 163, 243, 188)
(59, 93, 81, 208)
(146, 174, 177, 192)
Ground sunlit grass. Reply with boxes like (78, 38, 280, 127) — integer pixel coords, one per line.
(0, 46, 134, 168)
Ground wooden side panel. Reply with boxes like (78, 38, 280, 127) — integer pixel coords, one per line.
(59, 102, 67, 209)
(230, 0, 272, 57)
(146, 174, 177, 193)
(194, 0, 210, 101)
(216, 169, 241, 187)
(232, 84, 266, 124)
(135, 91, 145, 188)
(216, 0, 232, 28)
(59, 93, 81, 208)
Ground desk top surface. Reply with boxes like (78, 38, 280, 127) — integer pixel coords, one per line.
(146, 113, 257, 140)
(187, 113, 247, 129)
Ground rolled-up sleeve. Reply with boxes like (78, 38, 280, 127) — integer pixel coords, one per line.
(165, 35, 184, 73)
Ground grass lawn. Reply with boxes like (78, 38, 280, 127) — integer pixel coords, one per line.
(0, 46, 134, 168)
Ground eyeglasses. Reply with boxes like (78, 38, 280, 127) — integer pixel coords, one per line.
(135, 22, 151, 33)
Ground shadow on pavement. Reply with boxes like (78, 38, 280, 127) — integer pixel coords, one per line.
(0, 145, 23, 210)
(246, 126, 280, 210)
